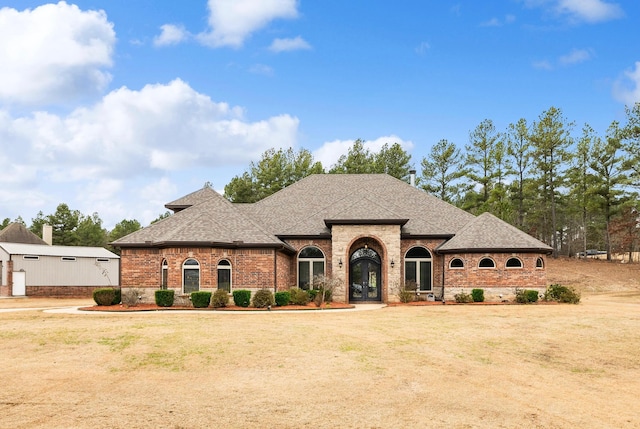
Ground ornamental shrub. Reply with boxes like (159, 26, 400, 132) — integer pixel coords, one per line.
(471, 288, 485, 303)
(155, 289, 175, 307)
(252, 289, 275, 308)
(289, 288, 310, 305)
(93, 288, 116, 306)
(122, 288, 143, 306)
(307, 289, 318, 301)
(211, 289, 230, 308)
(274, 291, 290, 306)
(112, 288, 122, 305)
(191, 291, 212, 308)
(515, 289, 539, 304)
(454, 290, 473, 303)
(233, 289, 251, 308)
(544, 284, 581, 304)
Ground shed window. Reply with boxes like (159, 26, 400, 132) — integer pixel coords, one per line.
(23, 255, 39, 261)
(217, 259, 232, 292)
(506, 257, 523, 268)
(405, 246, 432, 291)
(298, 246, 325, 290)
(96, 258, 110, 263)
(449, 258, 464, 269)
(183, 258, 200, 294)
(479, 257, 495, 268)
(61, 257, 76, 262)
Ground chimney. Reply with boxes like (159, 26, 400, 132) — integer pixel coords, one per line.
(409, 170, 416, 187)
(43, 225, 53, 246)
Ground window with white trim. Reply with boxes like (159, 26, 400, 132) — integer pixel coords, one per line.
(298, 246, 325, 290)
(161, 259, 168, 290)
(479, 257, 495, 268)
(449, 258, 464, 269)
(61, 257, 76, 262)
(217, 259, 232, 292)
(536, 257, 544, 268)
(23, 255, 40, 261)
(183, 258, 200, 294)
(405, 247, 432, 291)
(506, 257, 523, 268)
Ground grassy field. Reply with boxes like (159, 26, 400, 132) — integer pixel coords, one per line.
(1, 258, 639, 428)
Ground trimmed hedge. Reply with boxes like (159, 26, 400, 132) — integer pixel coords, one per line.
(155, 289, 175, 307)
(93, 287, 116, 306)
(211, 289, 230, 308)
(191, 291, 212, 308)
(252, 289, 275, 308)
(274, 291, 290, 306)
(233, 290, 251, 307)
(471, 288, 484, 303)
(112, 288, 122, 305)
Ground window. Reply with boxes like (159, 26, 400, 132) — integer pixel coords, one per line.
(217, 259, 232, 292)
(479, 257, 495, 268)
(506, 257, 523, 268)
(182, 258, 200, 294)
(161, 259, 168, 290)
(405, 247, 432, 291)
(298, 246, 325, 290)
(23, 255, 40, 261)
(449, 258, 464, 269)
(61, 257, 76, 262)
(96, 258, 110, 263)
(536, 257, 544, 269)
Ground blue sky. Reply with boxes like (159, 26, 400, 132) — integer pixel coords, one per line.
(1, 0, 639, 229)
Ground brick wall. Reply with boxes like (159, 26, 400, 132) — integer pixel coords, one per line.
(26, 285, 102, 298)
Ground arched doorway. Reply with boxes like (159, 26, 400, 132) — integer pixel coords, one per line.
(349, 247, 381, 302)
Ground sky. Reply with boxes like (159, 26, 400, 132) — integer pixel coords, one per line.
(1, 0, 639, 230)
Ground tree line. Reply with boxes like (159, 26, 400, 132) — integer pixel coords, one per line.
(2, 104, 639, 260)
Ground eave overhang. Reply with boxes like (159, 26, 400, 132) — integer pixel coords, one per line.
(436, 246, 554, 255)
(324, 218, 409, 227)
(113, 240, 297, 254)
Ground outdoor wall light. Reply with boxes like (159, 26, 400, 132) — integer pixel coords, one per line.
(338, 258, 343, 268)
(390, 259, 395, 268)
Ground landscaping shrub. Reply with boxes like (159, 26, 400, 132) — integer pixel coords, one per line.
(252, 289, 275, 308)
(122, 288, 143, 306)
(233, 290, 251, 308)
(515, 289, 539, 304)
(471, 288, 485, 302)
(211, 289, 230, 308)
(93, 287, 116, 306)
(155, 289, 175, 307)
(454, 290, 473, 303)
(397, 281, 415, 303)
(191, 291, 212, 308)
(274, 291, 290, 306)
(307, 289, 318, 301)
(544, 284, 581, 304)
(112, 288, 121, 305)
(289, 288, 310, 305)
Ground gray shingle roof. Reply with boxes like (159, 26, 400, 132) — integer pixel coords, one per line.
(0, 223, 48, 245)
(113, 175, 550, 253)
(437, 212, 553, 253)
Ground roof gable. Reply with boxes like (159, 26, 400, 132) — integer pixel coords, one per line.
(165, 186, 219, 212)
(0, 223, 48, 245)
(437, 212, 552, 253)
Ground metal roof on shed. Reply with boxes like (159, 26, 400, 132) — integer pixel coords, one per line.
(0, 243, 119, 259)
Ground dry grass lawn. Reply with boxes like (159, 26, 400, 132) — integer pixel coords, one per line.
(1, 257, 639, 428)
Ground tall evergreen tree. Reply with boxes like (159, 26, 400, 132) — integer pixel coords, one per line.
(420, 139, 467, 203)
(464, 119, 499, 213)
(505, 118, 532, 228)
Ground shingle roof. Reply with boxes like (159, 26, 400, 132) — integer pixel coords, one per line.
(0, 223, 48, 245)
(437, 212, 553, 253)
(113, 175, 551, 254)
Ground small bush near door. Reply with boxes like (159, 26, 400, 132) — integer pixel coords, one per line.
(155, 289, 175, 307)
(233, 290, 251, 307)
(471, 288, 485, 302)
(191, 291, 212, 308)
(211, 289, 230, 308)
(252, 289, 274, 308)
(93, 288, 116, 306)
(274, 291, 290, 306)
(289, 288, 310, 305)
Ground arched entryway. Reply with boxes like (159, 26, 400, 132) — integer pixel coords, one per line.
(349, 247, 381, 302)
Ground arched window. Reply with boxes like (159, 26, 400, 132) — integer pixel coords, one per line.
(449, 258, 464, 269)
(479, 257, 495, 268)
(536, 257, 544, 269)
(183, 258, 200, 294)
(506, 257, 523, 268)
(405, 246, 432, 291)
(161, 259, 168, 290)
(217, 259, 232, 292)
(298, 246, 325, 290)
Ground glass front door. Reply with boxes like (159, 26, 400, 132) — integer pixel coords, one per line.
(349, 248, 382, 302)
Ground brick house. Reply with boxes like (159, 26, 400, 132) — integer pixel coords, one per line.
(113, 174, 552, 303)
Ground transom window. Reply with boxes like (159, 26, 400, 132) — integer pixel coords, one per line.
(298, 246, 325, 290)
(217, 259, 232, 292)
(506, 257, 523, 268)
(479, 257, 495, 268)
(449, 258, 464, 269)
(405, 246, 432, 291)
(161, 259, 168, 290)
(183, 258, 200, 294)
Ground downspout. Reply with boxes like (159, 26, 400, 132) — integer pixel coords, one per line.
(441, 254, 446, 304)
(273, 250, 278, 294)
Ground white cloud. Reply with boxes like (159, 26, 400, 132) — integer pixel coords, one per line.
(154, 24, 189, 47)
(197, 0, 299, 48)
(558, 48, 594, 66)
(415, 42, 431, 55)
(269, 36, 311, 52)
(613, 61, 640, 106)
(249, 64, 275, 76)
(0, 2, 115, 106)
(0, 79, 300, 226)
(313, 136, 414, 170)
(555, 0, 623, 23)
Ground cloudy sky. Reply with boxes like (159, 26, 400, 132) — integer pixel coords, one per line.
(1, 0, 639, 229)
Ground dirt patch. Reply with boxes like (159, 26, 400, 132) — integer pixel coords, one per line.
(546, 256, 640, 293)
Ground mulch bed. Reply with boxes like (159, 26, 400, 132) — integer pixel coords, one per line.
(80, 302, 355, 312)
